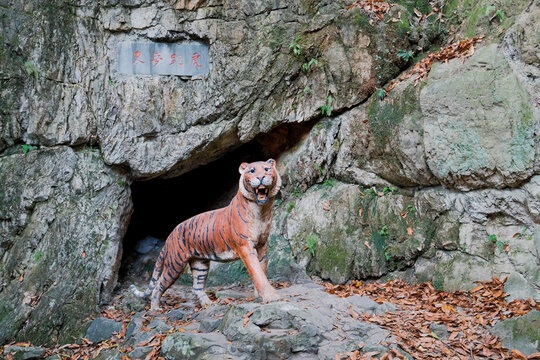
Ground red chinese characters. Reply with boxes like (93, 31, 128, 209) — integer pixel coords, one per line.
(151, 51, 164, 67)
(192, 52, 203, 68)
(170, 54, 184, 66)
(133, 50, 144, 64)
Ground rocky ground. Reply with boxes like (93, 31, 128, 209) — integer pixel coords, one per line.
(3, 277, 539, 360)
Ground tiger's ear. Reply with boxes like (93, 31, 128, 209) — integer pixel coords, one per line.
(266, 159, 276, 167)
(239, 162, 248, 174)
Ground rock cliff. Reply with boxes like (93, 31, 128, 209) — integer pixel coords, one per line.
(0, 0, 538, 346)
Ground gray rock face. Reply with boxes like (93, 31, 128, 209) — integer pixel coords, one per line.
(0, 0, 415, 179)
(421, 44, 537, 191)
(490, 310, 540, 356)
(0, 146, 132, 345)
(1, 0, 539, 349)
(161, 332, 230, 359)
(3, 346, 46, 360)
(85, 318, 123, 343)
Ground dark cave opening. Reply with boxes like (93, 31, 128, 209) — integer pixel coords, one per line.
(119, 120, 316, 284)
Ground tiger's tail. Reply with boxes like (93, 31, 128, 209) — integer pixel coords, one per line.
(130, 245, 166, 298)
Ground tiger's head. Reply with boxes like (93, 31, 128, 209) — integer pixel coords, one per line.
(239, 159, 282, 205)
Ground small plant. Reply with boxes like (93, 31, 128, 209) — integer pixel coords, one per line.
(314, 163, 326, 175)
(34, 251, 42, 263)
(397, 49, 413, 62)
(21, 144, 37, 154)
(306, 234, 318, 256)
(322, 179, 334, 188)
(274, 198, 283, 206)
(289, 37, 301, 55)
(302, 58, 318, 72)
(287, 202, 295, 213)
(321, 95, 333, 116)
(486, 6, 504, 21)
(108, 79, 115, 86)
(23, 61, 39, 79)
(407, 204, 416, 212)
(384, 250, 390, 261)
(382, 187, 396, 196)
(489, 234, 508, 253)
(117, 180, 126, 187)
(297, 87, 314, 102)
(291, 187, 302, 198)
(376, 88, 386, 100)
(379, 225, 389, 236)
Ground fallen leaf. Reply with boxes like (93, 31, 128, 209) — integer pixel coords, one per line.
(364, 241, 371, 249)
(512, 349, 527, 360)
(19, 273, 24, 282)
(359, 208, 363, 217)
(406, 227, 413, 236)
(322, 201, 331, 211)
(348, 305, 359, 319)
(243, 310, 254, 327)
(81, 251, 86, 258)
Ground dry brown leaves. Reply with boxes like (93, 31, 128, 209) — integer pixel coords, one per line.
(384, 36, 484, 95)
(346, 0, 396, 21)
(323, 277, 540, 360)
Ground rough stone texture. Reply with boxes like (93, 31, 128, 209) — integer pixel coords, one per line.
(489, 310, 540, 356)
(0, 146, 132, 345)
(0, 0, 421, 179)
(421, 44, 537, 191)
(335, 78, 437, 187)
(217, 283, 395, 359)
(3, 346, 46, 360)
(161, 332, 230, 359)
(1, 0, 540, 349)
(85, 318, 123, 343)
(502, 0, 540, 104)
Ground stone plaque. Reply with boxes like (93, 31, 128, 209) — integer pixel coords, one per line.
(117, 41, 209, 76)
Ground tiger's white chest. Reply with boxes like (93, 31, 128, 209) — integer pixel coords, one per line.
(247, 203, 272, 247)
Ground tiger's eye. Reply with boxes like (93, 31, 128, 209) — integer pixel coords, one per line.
(264, 167, 269, 171)
(250, 168, 255, 173)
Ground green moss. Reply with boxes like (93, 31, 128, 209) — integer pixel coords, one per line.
(393, 0, 432, 14)
(316, 244, 351, 275)
(395, 12, 411, 37)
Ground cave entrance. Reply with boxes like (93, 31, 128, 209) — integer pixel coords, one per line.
(119, 120, 315, 286)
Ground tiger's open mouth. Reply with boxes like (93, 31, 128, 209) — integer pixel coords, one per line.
(255, 186, 269, 204)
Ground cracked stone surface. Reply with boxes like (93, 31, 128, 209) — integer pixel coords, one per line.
(0, 0, 539, 347)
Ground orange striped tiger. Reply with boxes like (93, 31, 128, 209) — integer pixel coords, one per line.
(130, 159, 282, 310)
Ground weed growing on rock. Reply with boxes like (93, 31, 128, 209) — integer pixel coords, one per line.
(23, 61, 39, 79)
(321, 95, 333, 116)
(287, 202, 295, 213)
(288, 37, 301, 55)
(21, 144, 37, 155)
(301, 58, 318, 72)
(397, 49, 413, 61)
(306, 234, 318, 256)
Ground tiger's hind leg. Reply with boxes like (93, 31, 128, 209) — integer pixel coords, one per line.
(190, 260, 212, 307)
(150, 258, 187, 311)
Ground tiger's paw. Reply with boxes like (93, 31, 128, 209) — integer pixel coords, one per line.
(198, 295, 213, 308)
(261, 289, 280, 303)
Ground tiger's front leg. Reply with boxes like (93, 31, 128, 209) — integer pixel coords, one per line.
(254, 242, 269, 298)
(190, 260, 212, 307)
(237, 243, 279, 303)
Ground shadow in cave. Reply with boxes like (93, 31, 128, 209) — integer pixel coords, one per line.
(119, 120, 316, 285)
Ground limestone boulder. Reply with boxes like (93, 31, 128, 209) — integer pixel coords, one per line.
(421, 44, 538, 191)
(0, 146, 132, 345)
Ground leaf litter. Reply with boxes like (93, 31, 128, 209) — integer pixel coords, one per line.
(323, 277, 540, 359)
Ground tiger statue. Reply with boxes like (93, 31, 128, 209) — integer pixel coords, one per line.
(130, 159, 282, 310)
